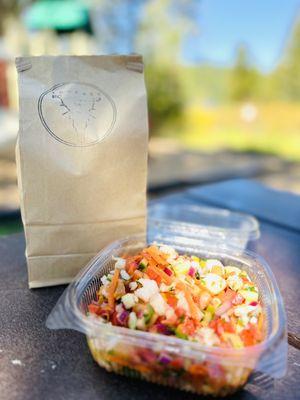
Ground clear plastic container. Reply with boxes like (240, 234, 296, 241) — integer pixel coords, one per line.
(148, 203, 260, 251)
(46, 231, 287, 396)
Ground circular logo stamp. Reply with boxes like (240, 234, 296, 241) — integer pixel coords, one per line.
(38, 82, 116, 147)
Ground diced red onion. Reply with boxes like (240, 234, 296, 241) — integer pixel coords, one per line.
(117, 310, 129, 325)
(158, 353, 171, 364)
(128, 261, 138, 271)
(138, 348, 157, 363)
(188, 267, 195, 277)
(164, 267, 172, 276)
(215, 300, 232, 316)
(156, 323, 173, 335)
(250, 301, 258, 307)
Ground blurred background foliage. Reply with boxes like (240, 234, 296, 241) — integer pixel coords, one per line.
(145, 64, 184, 132)
(0, 0, 299, 159)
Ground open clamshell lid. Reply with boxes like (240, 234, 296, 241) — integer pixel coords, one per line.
(148, 203, 260, 251)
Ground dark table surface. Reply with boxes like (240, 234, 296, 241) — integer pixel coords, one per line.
(0, 180, 299, 400)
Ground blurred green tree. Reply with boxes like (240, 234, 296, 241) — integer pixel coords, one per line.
(278, 18, 300, 101)
(0, 0, 19, 34)
(230, 45, 260, 102)
(136, 0, 199, 63)
(90, 0, 200, 134)
(137, 0, 182, 62)
(136, 0, 200, 133)
(145, 64, 184, 132)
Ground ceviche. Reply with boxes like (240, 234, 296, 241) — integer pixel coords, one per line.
(87, 244, 265, 395)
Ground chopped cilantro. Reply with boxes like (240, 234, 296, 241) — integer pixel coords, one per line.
(175, 328, 188, 340)
(121, 366, 142, 379)
(144, 305, 154, 324)
(178, 315, 185, 323)
(163, 368, 185, 378)
(138, 258, 148, 271)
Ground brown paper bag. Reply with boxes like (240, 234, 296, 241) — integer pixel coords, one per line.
(15, 55, 148, 288)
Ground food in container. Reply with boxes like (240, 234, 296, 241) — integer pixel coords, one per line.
(47, 232, 287, 396)
(88, 245, 264, 347)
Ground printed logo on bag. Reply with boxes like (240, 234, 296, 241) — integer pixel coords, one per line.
(38, 82, 117, 147)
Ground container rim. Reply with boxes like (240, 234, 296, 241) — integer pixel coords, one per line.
(54, 233, 286, 361)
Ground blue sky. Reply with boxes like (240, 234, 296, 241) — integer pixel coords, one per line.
(184, 0, 300, 71)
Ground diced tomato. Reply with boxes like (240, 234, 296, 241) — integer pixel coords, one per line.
(241, 277, 253, 285)
(111, 311, 119, 326)
(240, 326, 261, 346)
(126, 261, 138, 275)
(189, 363, 207, 376)
(210, 319, 235, 335)
(164, 267, 173, 276)
(209, 319, 217, 331)
(221, 321, 235, 333)
(169, 358, 183, 369)
(165, 293, 177, 308)
(175, 307, 186, 317)
(232, 293, 244, 305)
(180, 318, 198, 336)
(88, 303, 101, 315)
(240, 329, 256, 346)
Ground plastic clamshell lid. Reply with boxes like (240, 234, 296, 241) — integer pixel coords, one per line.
(148, 203, 260, 251)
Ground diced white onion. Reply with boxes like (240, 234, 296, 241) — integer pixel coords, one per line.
(121, 293, 137, 309)
(120, 270, 131, 280)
